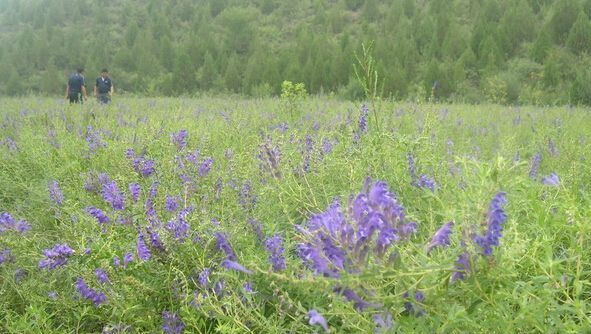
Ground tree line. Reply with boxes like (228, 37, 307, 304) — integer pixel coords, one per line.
(1, 0, 591, 105)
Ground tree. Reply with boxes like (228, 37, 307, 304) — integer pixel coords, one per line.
(548, 0, 581, 44)
(224, 53, 243, 93)
(566, 12, 591, 54)
(199, 51, 218, 91)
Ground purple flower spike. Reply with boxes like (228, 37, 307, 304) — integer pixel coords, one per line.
(451, 251, 472, 282)
(198, 268, 210, 288)
(76, 277, 107, 306)
(0, 248, 13, 265)
(48, 180, 65, 206)
(1, 212, 31, 234)
(129, 183, 140, 202)
(137, 235, 151, 261)
(215, 232, 237, 261)
(94, 268, 110, 284)
(308, 309, 329, 332)
(85, 206, 110, 224)
(39, 244, 74, 270)
(162, 311, 185, 334)
(198, 157, 214, 177)
(529, 153, 541, 179)
(474, 192, 508, 256)
(427, 222, 454, 253)
(373, 312, 393, 333)
(123, 252, 134, 268)
(337, 287, 379, 311)
(542, 173, 560, 186)
(102, 181, 125, 210)
(265, 234, 286, 271)
(221, 259, 253, 275)
(171, 130, 188, 151)
(165, 196, 180, 212)
(416, 174, 436, 192)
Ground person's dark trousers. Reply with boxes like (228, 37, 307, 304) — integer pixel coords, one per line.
(97, 94, 111, 104)
(68, 93, 82, 104)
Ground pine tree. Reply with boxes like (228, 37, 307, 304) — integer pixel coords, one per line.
(566, 12, 591, 54)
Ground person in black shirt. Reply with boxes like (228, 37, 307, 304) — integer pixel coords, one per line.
(94, 69, 114, 104)
(65, 68, 88, 104)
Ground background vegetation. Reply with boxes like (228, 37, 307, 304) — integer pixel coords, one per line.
(1, 0, 591, 104)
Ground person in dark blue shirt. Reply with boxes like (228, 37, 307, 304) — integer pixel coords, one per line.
(94, 69, 114, 104)
(65, 68, 88, 104)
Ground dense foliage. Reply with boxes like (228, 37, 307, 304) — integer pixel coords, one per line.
(1, 0, 591, 104)
(1, 97, 590, 332)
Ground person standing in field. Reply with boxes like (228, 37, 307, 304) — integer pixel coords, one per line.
(94, 68, 114, 104)
(65, 68, 88, 104)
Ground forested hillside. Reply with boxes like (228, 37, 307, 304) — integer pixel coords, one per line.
(1, 0, 591, 104)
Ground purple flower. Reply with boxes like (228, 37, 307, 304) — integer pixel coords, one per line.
(373, 312, 393, 333)
(415, 174, 436, 192)
(166, 207, 192, 243)
(198, 157, 214, 177)
(85, 206, 110, 224)
(48, 291, 58, 300)
(308, 310, 329, 332)
(149, 230, 166, 252)
(129, 183, 140, 202)
(239, 181, 257, 211)
(132, 155, 156, 177)
(427, 222, 454, 253)
(113, 257, 121, 267)
(86, 125, 107, 155)
(215, 232, 237, 261)
(162, 311, 185, 334)
(165, 196, 180, 212)
(171, 130, 188, 151)
(336, 287, 378, 311)
(39, 244, 74, 270)
(198, 268, 210, 288)
(451, 251, 472, 282)
(0, 212, 31, 234)
(123, 252, 134, 268)
(0, 248, 13, 265)
(403, 291, 426, 316)
(102, 181, 125, 210)
(265, 234, 286, 271)
(542, 173, 560, 186)
(243, 282, 254, 293)
(94, 268, 110, 284)
(321, 138, 334, 154)
(358, 104, 369, 133)
(48, 180, 65, 206)
(474, 192, 508, 256)
(248, 218, 264, 242)
(137, 235, 151, 261)
(258, 138, 282, 178)
(144, 182, 159, 217)
(529, 153, 541, 179)
(83, 172, 109, 193)
(221, 259, 253, 275)
(76, 277, 107, 306)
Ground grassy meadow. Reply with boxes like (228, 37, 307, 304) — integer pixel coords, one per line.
(0, 97, 590, 333)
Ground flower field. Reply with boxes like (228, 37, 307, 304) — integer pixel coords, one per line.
(1, 97, 590, 333)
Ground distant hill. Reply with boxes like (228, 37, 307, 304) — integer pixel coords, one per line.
(1, 0, 591, 104)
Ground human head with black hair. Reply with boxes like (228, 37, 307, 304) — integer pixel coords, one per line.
(77, 68, 84, 74)
(100, 69, 108, 78)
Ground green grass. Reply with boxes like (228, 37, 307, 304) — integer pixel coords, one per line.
(1, 97, 590, 333)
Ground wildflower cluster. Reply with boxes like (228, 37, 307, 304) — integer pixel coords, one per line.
(296, 179, 416, 277)
(75, 277, 107, 306)
(0, 212, 31, 233)
(39, 244, 74, 270)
